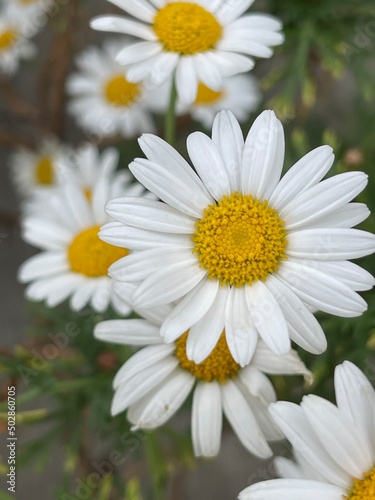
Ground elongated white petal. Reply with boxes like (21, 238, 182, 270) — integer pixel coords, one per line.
(187, 132, 231, 200)
(18, 252, 68, 283)
(94, 319, 162, 345)
(160, 279, 219, 342)
(192, 382, 222, 457)
(305, 260, 375, 292)
(216, 0, 255, 25)
(222, 380, 272, 458)
(90, 16, 156, 40)
(239, 479, 346, 500)
(116, 41, 162, 65)
(176, 56, 199, 105)
(106, 0, 156, 22)
(242, 110, 285, 200)
(301, 202, 370, 230)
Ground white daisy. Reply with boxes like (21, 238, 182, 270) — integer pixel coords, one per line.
(239, 361, 375, 500)
(18, 146, 146, 314)
(0, 7, 37, 74)
(100, 110, 375, 366)
(10, 137, 65, 198)
(94, 301, 311, 458)
(188, 74, 260, 128)
(90, 0, 284, 104)
(66, 39, 155, 139)
(3, 0, 53, 22)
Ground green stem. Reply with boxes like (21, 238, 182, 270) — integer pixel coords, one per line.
(165, 73, 178, 145)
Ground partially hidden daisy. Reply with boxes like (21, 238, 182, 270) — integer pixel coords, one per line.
(100, 110, 375, 366)
(66, 39, 155, 139)
(90, 0, 284, 104)
(18, 146, 146, 314)
(239, 361, 375, 500)
(0, 7, 37, 74)
(95, 300, 311, 458)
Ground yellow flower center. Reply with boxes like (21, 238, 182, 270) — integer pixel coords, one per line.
(0, 30, 16, 50)
(35, 156, 54, 185)
(153, 2, 222, 55)
(68, 225, 128, 277)
(104, 75, 140, 107)
(195, 82, 224, 105)
(192, 193, 287, 287)
(175, 331, 239, 383)
(345, 467, 375, 499)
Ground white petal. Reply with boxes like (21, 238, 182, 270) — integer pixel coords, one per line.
(94, 319, 162, 345)
(301, 395, 373, 477)
(192, 382, 222, 457)
(225, 287, 258, 367)
(281, 172, 368, 230)
(274, 457, 305, 480)
(128, 369, 194, 429)
(160, 278, 219, 342)
(70, 280, 97, 311)
(187, 132, 231, 200)
(246, 281, 290, 355)
(269, 146, 334, 210)
(222, 380, 272, 458)
(187, 285, 229, 363)
(117, 41, 162, 65)
(241, 110, 285, 200)
(287, 228, 375, 260)
(334, 361, 375, 461)
(18, 252, 68, 283)
(265, 275, 327, 354)
(301, 203, 370, 230)
(212, 110, 244, 192)
(239, 479, 346, 500)
(308, 260, 375, 292)
(278, 260, 368, 317)
(45, 274, 84, 307)
(193, 53, 223, 90)
(176, 56, 199, 105)
(132, 261, 206, 308)
(106, 197, 196, 234)
(90, 15, 157, 41)
(106, 0, 156, 22)
(216, 0, 255, 25)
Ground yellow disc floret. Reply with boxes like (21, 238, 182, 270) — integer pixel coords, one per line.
(68, 225, 128, 277)
(195, 82, 224, 105)
(153, 2, 222, 55)
(175, 331, 239, 383)
(192, 192, 287, 287)
(35, 156, 54, 185)
(104, 75, 140, 107)
(0, 30, 16, 50)
(345, 467, 375, 499)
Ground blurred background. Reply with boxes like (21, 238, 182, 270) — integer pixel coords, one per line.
(0, 0, 374, 498)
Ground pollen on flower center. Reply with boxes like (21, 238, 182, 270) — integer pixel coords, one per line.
(175, 331, 239, 383)
(68, 225, 128, 277)
(192, 192, 287, 287)
(153, 2, 222, 55)
(35, 156, 54, 185)
(345, 467, 375, 499)
(104, 75, 140, 107)
(0, 30, 16, 50)
(194, 82, 224, 105)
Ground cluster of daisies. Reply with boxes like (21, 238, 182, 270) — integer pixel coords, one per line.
(10, 0, 375, 498)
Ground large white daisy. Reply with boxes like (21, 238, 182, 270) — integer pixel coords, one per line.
(95, 301, 311, 458)
(90, 0, 284, 104)
(66, 39, 155, 139)
(18, 146, 146, 314)
(239, 361, 375, 500)
(100, 110, 375, 366)
(0, 7, 37, 74)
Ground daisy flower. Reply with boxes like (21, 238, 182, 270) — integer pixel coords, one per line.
(94, 301, 311, 458)
(239, 361, 375, 500)
(10, 137, 65, 198)
(90, 0, 284, 104)
(66, 39, 155, 139)
(0, 7, 37, 75)
(188, 74, 260, 128)
(3, 0, 52, 22)
(18, 146, 146, 314)
(100, 110, 375, 366)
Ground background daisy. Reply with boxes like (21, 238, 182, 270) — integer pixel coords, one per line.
(100, 110, 375, 366)
(18, 145, 145, 314)
(0, 7, 37, 74)
(95, 300, 311, 458)
(66, 39, 155, 139)
(90, 0, 284, 104)
(3, 0, 52, 22)
(239, 361, 375, 500)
